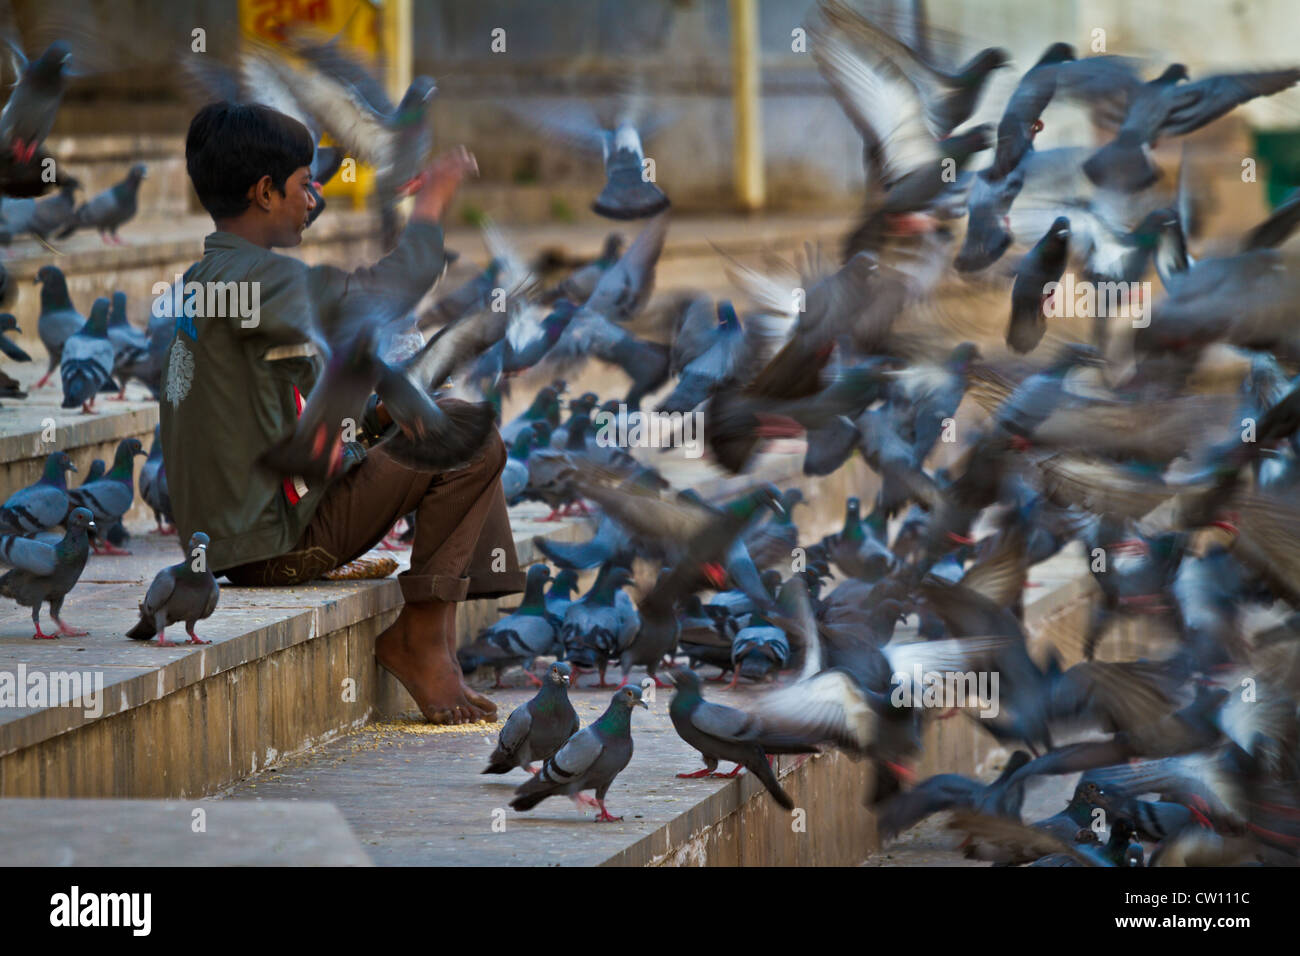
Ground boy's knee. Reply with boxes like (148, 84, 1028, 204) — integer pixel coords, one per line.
(481, 429, 507, 474)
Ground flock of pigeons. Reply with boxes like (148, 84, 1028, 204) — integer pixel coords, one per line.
(1, 3, 1300, 863)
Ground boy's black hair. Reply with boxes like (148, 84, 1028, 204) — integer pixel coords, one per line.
(185, 101, 315, 221)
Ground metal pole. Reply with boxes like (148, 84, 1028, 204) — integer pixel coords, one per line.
(729, 0, 766, 211)
(382, 0, 414, 105)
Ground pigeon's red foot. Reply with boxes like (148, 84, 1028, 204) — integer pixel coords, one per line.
(33, 372, 52, 389)
(93, 541, 132, 556)
(540, 508, 564, 522)
(55, 620, 88, 637)
(81, 400, 98, 415)
(523, 669, 544, 688)
(186, 631, 211, 645)
(571, 793, 599, 808)
(709, 764, 744, 778)
(884, 761, 917, 784)
(593, 800, 622, 823)
(149, 524, 177, 536)
(524, 764, 539, 775)
(676, 767, 713, 779)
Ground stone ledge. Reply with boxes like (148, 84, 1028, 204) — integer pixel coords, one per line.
(0, 798, 372, 866)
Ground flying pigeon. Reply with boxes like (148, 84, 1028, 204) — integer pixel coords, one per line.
(0, 40, 71, 164)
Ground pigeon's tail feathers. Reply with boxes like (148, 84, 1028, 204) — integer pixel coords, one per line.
(750, 755, 795, 810)
(592, 162, 671, 221)
(508, 787, 549, 812)
(705, 389, 762, 474)
(381, 400, 498, 471)
(126, 605, 157, 641)
(739, 653, 776, 681)
(481, 747, 516, 774)
(60, 362, 102, 408)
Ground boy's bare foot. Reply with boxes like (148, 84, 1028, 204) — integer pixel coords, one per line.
(439, 602, 498, 718)
(375, 601, 493, 724)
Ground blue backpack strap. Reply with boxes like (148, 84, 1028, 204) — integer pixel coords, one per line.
(174, 265, 199, 341)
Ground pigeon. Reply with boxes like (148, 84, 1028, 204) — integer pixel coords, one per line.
(0, 506, 93, 639)
(31, 265, 84, 388)
(729, 608, 791, 686)
(457, 564, 562, 688)
(0, 177, 79, 244)
(876, 751, 1033, 840)
(104, 292, 151, 399)
(68, 437, 146, 555)
(0, 312, 29, 368)
(0, 40, 71, 164)
(139, 424, 173, 534)
(521, 102, 670, 220)
(542, 233, 625, 304)
(276, 33, 437, 247)
(501, 427, 538, 503)
(658, 300, 766, 414)
(0, 451, 76, 535)
(55, 163, 146, 242)
(500, 385, 563, 444)
(125, 532, 220, 646)
(666, 666, 818, 809)
(1084, 64, 1300, 192)
(59, 296, 117, 413)
(1007, 216, 1071, 354)
(561, 563, 641, 688)
(482, 661, 580, 775)
(509, 685, 647, 822)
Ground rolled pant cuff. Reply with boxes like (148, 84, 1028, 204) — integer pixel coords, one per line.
(466, 569, 528, 599)
(399, 572, 470, 603)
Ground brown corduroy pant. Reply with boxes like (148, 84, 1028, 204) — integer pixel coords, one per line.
(223, 432, 525, 602)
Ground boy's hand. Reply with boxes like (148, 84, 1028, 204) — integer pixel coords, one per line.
(411, 146, 478, 223)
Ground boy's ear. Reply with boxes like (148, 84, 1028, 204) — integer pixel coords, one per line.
(247, 174, 276, 212)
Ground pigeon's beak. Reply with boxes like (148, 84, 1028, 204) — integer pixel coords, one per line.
(636, 698, 649, 709)
(87, 520, 96, 531)
(66, 462, 78, 473)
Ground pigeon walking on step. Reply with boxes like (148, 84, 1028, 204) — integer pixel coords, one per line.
(31, 265, 83, 388)
(666, 667, 817, 809)
(0, 507, 93, 639)
(510, 685, 647, 821)
(457, 564, 562, 687)
(68, 437, 146, 555)
(139, 424, 173, 533)
(105, 292, 151, 398)
(482, 662, 580, 775)
(0, 451, 76, 535)
(125, 532, 220, 646)
(60, 297, 117, 413)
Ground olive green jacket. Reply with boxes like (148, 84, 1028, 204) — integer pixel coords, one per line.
(159, 221, 446, 572)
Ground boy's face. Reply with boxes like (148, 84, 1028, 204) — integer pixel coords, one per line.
(252, 166, 317, 247)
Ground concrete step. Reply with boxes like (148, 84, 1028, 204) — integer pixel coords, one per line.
(0, 797, 371, 865)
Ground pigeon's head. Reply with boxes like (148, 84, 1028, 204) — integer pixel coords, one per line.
(399, 76, 438, 113)
(969, 47, 1012, 76)
(716, 300, 740, 328)
(188, 532, 211, 554)
(127, 164, 148, 183)
(1047, 216, 1071, 243)
(782, 488, 805, 512)
(1036, 42, 1076, 66)
(613, 685, 649, 710)
(66, 507, 94, 533)
(550, 568, 579, 595)
(549, 378, 568, 395)
(1159, 63, 1190, 83)
(664, 666, 700, 693)
(525, 563, 551, 587)
(600, 233, 625, 262)
(33, 265, 65, 288)
(45, 451, 76, 478)
(752, 482, 785, 519)
(948, 341, 982, 371)
(0, 313, 18, 334)
(31, 41, 72, 80)
(845, 497, 861, 520)
(547, 661, 572, 686)
(530, 421, 553, 446)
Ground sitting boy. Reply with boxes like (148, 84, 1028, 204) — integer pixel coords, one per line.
(162, 101, 522, 724)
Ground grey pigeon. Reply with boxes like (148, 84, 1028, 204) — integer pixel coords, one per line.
(561, 563, 641, 688)
(482, 661, 580, 775)
(509, 685, 647, 821)
(31, 265, 84, 388)
(59, 296, 116, 412)
(139, 424, 173, 533)
(666, 666, 816, 809)
(0, 451, 76, 535)
(105, 291, 151, 399)
(0, 506, 93, 639)
(0, 178, 79, 244)
(68, 437, 146, 555)
(0, 312, 28, 365)
(56, 164, 146, 242)
(1007, 217, 1071, 354)
(456, 564, 562, 687)
(0, 40, 70, 163)
(501, 427, 537, 503)
(125, 532, 220, 645)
